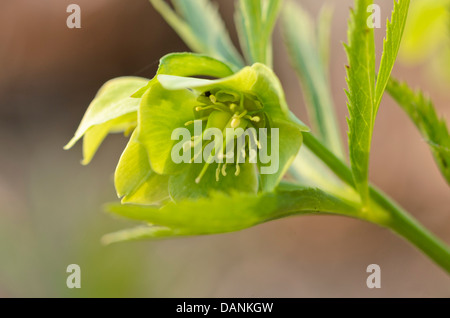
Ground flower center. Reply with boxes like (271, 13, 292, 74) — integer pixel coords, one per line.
(184, 89, 266, 184)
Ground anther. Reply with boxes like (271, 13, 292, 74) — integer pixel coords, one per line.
(216, 163, 222, 182)
(231, 118, 241, 128)
(245, 115, 260, 122)
(231, 110, 248, 128)
(235, 163, 241, 176)
(221, 163, 227, 177)
(209, 95, 217, 104)
(195, 163, 211, 184)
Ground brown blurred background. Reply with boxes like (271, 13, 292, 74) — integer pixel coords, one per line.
(0, 0, 449, 297)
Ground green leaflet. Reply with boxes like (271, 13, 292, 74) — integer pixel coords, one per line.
(102, 188, 361, 243)
(115, 131, 170, 205)
(149, 0, 244, 71)
(344, 0, 376, 205)
(387, 78, 450, 185)
(132, 53, 235, 98)
(235, 0, 282, 67)
(64, 76, 148, 164)
(345, 0, 410, 205)
(374, 0, 410, 116)
(282, 1, 344, 159)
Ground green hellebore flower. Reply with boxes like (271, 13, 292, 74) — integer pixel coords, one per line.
(117, 61, 308, 205)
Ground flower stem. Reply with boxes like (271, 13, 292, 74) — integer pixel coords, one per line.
(302, 132, 450, 273)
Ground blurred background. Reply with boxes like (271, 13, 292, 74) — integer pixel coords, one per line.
(0, 0, 449, 297)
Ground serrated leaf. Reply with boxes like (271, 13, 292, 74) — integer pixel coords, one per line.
(115, 131, 170, 205)
(235, 0, 282, 67)
(103, 187, 360, 242)
(282, 1, 344, 159)
(387, 78, 450, 185)
(374, 0, 410, 116)
(64, 76, 148, 163)
(149, 0, 244, 71)
(344, 0, 376, 205)
(345, 0, 410, 204)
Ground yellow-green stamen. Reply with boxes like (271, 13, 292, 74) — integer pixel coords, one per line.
(191, 90, 265, 184)
(195, 162, 211, 184)
(184, 116, 209, 126)
(230, 110, 248, 128)
(196, 104, 230, 113)
(221, 163, 228, 177)
(235, 163, 241, 176)
(231, 118, 241, 128)
(216, 163, 222, 182)
(245, 115, 260, 122)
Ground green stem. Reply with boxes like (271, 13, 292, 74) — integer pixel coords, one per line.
(302, 132, 450, 273)
(302, 133, 354, 186)
(371, 189, 450, 273)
